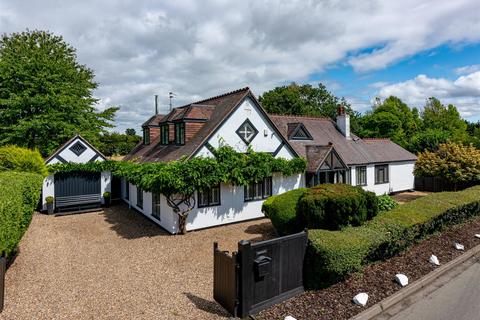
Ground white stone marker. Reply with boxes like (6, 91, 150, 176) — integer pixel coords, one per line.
(454, 242, 465, 250)
(284, 316, 297, 320)
(353, 292, 369, 307)
(429, 254, 440, 266)
(394, 274, 409, 287)
(475, 234, 480, 239)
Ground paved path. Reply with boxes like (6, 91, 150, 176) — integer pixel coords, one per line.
(0, 204, 275, 320)
(374, 256, 480, 320)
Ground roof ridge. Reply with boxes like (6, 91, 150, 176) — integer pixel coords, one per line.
(177, 87, 250, 109)
(268, 113, 332, 121)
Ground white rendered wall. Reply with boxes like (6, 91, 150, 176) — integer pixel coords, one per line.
(203, 98, 295, 159)
(41, 175, 55, 211)
(123, 173, 304, 234)
(352, 161, 415, 195)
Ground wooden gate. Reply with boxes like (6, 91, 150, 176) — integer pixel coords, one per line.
(213, 230, 308, 318)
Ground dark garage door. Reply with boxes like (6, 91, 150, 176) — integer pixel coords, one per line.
(54, 172, 101, 211)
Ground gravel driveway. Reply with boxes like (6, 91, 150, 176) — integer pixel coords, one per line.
(0, 204, 275, 320)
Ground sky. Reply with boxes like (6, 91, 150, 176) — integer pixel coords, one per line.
(1, 0, 480, 133)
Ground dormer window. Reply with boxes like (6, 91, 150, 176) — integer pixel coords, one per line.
(143, 128, 150, 145)
(175, 122, 185, 145)
(288, 123, 312, 140)
(160, 124, 169, 145)
(236, 119, 258, 145)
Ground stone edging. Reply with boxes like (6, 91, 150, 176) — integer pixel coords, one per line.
(350, 243, 480, 320)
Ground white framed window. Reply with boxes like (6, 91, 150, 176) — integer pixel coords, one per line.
(152, 193, 161, 220)
(137, 187, 143, 208)
(244, 177, 272, 202)
(198, 184, 221, 208)
(356, 166, 367, 186)
(375, 164, 389, 184)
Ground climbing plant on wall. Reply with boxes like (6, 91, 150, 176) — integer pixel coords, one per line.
(49, 145, 307, 234)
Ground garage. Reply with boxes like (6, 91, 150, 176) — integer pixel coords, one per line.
(54, 171, 102, 212)
(42, 135, 111, 213)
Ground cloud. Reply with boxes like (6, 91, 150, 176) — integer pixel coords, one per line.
(1, 0, 480, 130)
(377, 72, 480, 118)
(455, 64, 480, 75)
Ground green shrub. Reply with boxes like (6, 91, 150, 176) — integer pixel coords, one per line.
(0, 171, 43, 258)
(305, 186, 480, 288)
(377, 194, 399, 212)
(103, 192, 111, 198)
(262, 188, 308, 235)
(297, 184, 378, 230)
(46, 196, 54, 204)
(0, 145, 48, 177)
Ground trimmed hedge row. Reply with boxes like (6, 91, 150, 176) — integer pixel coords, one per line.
(305, 186, 480, 288)
(0, 171, 43, 258)
(262, 188, 308, 235)
(262, 184, 378, 234)
(0, 145, 48, 177)
(298, 184, 378, 230)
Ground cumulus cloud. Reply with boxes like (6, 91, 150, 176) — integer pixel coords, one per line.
(377, 72, 480, 118)
(1, 0, 480, 130)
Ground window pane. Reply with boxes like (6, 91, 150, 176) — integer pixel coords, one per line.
(198, 189, 208, 207)
(137, 187, 143, 208)
(263, 177, 272, 198)
(211, 186, 220, 205)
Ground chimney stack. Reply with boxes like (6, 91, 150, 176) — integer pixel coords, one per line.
(336, 104, 351, 140)
(154, 95, 158, 115)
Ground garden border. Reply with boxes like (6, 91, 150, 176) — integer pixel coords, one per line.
(350, 243, 480, 320)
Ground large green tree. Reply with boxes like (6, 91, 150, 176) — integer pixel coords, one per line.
(0, 30, 117, 156)
(422, 97, 467, 142)
(358, 96, 421, 148)
(259, 83, 361, 131)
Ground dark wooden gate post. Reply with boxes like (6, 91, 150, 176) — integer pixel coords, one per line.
(237, 240, 253, 318)
(0, 256, 5, 313)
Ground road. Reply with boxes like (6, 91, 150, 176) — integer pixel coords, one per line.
(373, 256, 480, 320)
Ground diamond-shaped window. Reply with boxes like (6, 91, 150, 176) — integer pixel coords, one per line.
(69, 141, 87, 156)
(236, 119, 258, 145)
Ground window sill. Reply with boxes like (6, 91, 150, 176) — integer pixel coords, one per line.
(244, 198, 269, 203)
(374, 181, 389, 185)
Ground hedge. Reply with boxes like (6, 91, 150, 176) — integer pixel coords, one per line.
(305, 186, 480, 288)
(298, 184, 378, 230)
(0, 171, 43, 258)
(0, 145, 48, 177)
(262, 188, 308, 235)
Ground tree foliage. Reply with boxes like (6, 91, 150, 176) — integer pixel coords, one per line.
(414, 142, 480, 185)
(259, 83, 361, 131)
(0, 30, 118, 156)
(358, 96, 421, 148)
(98, 129, 141, 156)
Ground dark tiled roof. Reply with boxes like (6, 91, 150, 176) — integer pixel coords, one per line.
(305, 145, 332, 172)
(124, 87, 251, 162)
(142, 114, 166, 127)
(270, 114, 417, 166)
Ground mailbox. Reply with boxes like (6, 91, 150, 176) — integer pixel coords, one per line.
(254, 255, 272, 279)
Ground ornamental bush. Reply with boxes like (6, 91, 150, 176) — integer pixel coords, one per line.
(305, 186, 480, 288)
(377, 194, 399, 212)
(0, 145, 48, 177)
(262, 188, 308, 235)
(0, 171, 43, 258)
(297, 184, 378, 230)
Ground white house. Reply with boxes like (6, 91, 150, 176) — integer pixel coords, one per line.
(124, 87, 417, 234)
(270, 110, 417, 194)
(42, 135, 111, 212)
